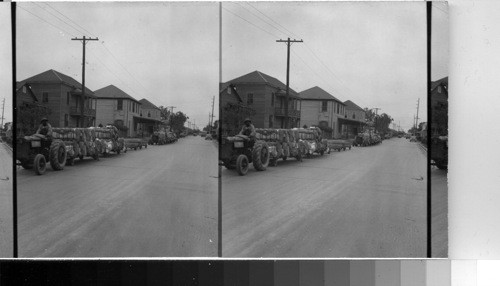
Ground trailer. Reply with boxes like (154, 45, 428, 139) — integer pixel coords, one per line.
(326, 139, 352, 153)
(123, 138, 149, 152)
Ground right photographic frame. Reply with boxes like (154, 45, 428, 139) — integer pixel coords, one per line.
(220, 1, 448, 258)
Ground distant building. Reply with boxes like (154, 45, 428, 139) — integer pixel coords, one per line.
(299, 86, 346, 139)
(138, 98, 162, 137)
(94, 85, 142, 137)
(220, 82, 256, 136)
(430, 77, 448, 136)
(17, 69, 96, 128)
(342, 100, 367, 138)
(222, 71, 301, 129)
(15, 82, 51, 136)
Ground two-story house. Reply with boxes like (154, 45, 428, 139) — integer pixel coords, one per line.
(220, 83, 256, 136)
(299, 86, 346, 139)
(342, 100, 367, 138)
(17, 69, 97, 128)
(138, 98, 162, 137)
(94, 84, 142, 137)
(222, 71, 301, 129)
(430, 76, 448, 136)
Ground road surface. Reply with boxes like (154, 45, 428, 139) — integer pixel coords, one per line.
(17, 136, 218, 257)
(222, 137, 428, 257)
(431, 165, 448, 257)
(0, 142, 13, 257)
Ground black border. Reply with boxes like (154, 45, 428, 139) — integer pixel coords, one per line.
(11, 1, 18, 259)
(426, 1, 432, 258)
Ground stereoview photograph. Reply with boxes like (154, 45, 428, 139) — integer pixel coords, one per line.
(220, 1, 447, 257)
(15, 2, 219, 257)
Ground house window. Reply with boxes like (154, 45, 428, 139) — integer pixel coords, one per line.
(353, 113, 356, 119)
(117, 99, 123, 110)
(148, 111, 151, 117)
(271, 93, 275, 107)
(269, 115, 273, 127)
(64, 114, 69, 127)
(42, 92, 48, 103)
(337, 104, 340, 114)
(67, 92, 70, 105)
(22, 86, 26, 93)
(322, 101, 328, 112)
(438, 86, 442, 93)
(247, 93, 253, 105)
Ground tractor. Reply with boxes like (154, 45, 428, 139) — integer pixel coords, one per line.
(16, 134, 67, 175)
(219, 134, 270, 176)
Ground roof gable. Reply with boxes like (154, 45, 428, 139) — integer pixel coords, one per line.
(344, 100, 364, 112)
(94, 85, 140, 103)
(18, 69, 94, 96)
(431, 76, 448, 91)
(139, 98, 159, 110)
(299, 86, 344, 103)
(224, 70, 298, 96)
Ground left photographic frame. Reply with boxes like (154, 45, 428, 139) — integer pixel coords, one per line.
(0, 3, 14, 258)
(12, 2, 219, 258)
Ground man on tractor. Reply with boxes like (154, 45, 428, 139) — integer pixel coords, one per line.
(239, 118, 256, 144)
(36, 118, 53, 137)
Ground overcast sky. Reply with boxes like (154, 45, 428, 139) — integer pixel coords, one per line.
(16, 2, 218, 130)
(1, 4, 12, 124)
(222, 1, 448, 132)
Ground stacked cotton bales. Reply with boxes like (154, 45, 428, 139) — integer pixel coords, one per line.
(255, 128, 302, 160)
(51, 128, 100, 163)
(93, 126, 124, 154)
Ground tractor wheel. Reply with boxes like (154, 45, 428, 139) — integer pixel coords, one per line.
(236, 154, 249, 176)
(34, 154, 47, 175)
(252, 142, 269, 171)
(49, 139, 67, 171)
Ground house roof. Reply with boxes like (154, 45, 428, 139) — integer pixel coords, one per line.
(344, 100, 365, 112)
(139, 98, 160, 110)
(94, 85, 140, 103)
(431, 76, 448, 91)
(224, 70, 299, 96)
(299, 86, 344, 104)
(17, 69, 95, 96)
(16, 82, 38, 102)
(220, 83, 243, 103)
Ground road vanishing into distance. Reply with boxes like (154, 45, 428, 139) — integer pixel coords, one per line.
(0, 142, 13, 257)
(223, 137, 430, 257)
(17, 136, 218, 257)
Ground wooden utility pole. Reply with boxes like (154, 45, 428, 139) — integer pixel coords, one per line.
(210, 95, 215, 128)
(1, 98, 5, 128)
(276, 37, 303, 128)
(72, 36, 98, 127)
(415, 98, 420, 130)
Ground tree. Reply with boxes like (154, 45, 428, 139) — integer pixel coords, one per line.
(170, 111, 188, 135)
(158, 106, 171, 121)
(374, 113, 393, 134)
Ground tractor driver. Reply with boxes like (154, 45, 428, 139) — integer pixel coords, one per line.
(36, 118, 53, 137)
(239, 118, 256, 142)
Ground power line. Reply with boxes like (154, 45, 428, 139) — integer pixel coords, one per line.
(222, 7, 280, 39)
(32, 2, 86, 37)
(233, 2, 289, 37)
(99, 42, 148, 91)
(17, 5, 76, 37)
(44, 3, 97, 37)
(245, 2, 300, 39)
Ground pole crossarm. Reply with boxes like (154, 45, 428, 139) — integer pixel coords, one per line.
(276, 37, 303, 129)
